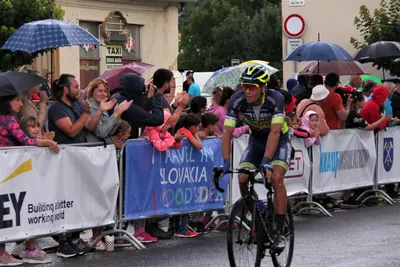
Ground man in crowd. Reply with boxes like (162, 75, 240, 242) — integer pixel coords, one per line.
(321, 72, 352, 130)
(182, 70, 194, 92)
(48, 74, 105, 257)
(187, 76, 201, 101)
(294, 74, 323, 105)
(349, 75, 362, 89)
(362, 80, 376, 99)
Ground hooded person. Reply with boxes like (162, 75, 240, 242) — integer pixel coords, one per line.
(110, 73, 164, 138)
(301, 110, 321, 147)
(286, 78, 298, 94)
(360, 85, 392, 132)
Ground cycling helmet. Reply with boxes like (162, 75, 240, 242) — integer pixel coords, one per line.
(239, 65, 270, 85)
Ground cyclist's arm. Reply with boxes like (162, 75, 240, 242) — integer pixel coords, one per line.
(265, 121, 282, 159)
(222, 125, 234, 160)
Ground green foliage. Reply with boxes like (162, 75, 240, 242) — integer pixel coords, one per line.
(0, 0, 64, 71)
(351, 0, 400, 75)
(178, 0, 282, 73)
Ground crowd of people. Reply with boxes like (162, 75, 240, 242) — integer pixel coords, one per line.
(0, 64, 398, 265)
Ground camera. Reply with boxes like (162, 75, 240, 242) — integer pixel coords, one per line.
(336, 86, 363, 105)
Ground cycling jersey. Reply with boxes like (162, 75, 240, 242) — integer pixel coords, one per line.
(224, 89, 289, 139)
(224, 89, 291, 170)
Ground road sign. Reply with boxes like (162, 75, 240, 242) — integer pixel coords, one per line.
(287, 38, 303, 56)
(289, 0, 305, 7)
(284, 14, 306, 38)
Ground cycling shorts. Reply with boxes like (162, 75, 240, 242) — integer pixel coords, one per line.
(239, 133, 291, 170)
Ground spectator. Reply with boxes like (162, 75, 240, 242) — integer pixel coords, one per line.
(301, 111, 321, 147)
(209, 87, 249, 137)
(267, 75, 281, 90)
(294, 74, 323, 105)
(287, 113, 311, 139)
(382, 82, 398, 127)
(188, 96, 207, 116)
(40, 72, 52, 98)
(153, 69, 189, 131)
(177, 113, 202, 150)
(110, 73, 164, 138)
(199, 112, 219, 138)
(187, 76, 201, 101)
(142, 110, 184, 151)
(360, 85, 396, 133)
(321, 72, 352, 130)
(85, 78, 132, 147)
(112, 120, 132, 149)
(48, 74, 100, 257)
(19, 79, 48, 131)
(291, 75, 308, 96)
(346, 91, 388, 131)
(362, 80, 376, 99)
(20, 116, 42, 138)
(391, 80, 400, 118)
(182, 70, 193, 93)
(349, 75, 362, 89)
(296, 85, 330, 136)
(0, 95, 58, 265)
(286, 78, 298, 94)
(277, 88, 296, 114)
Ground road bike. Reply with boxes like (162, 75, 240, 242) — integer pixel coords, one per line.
(213, 166, 294, 267)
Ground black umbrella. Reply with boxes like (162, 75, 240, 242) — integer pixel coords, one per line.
(353, 41, 400, 63)
(0, 72, 47, 97)
(353, 41, 400, 79)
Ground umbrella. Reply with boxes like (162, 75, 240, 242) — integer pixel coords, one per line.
(344, 75, 382, 91)
(299, 61, 368, 76)
(100, 62, 154, 90)
(353, 41, 400, 64)
(241, 60, 270, 66)
(0, 72, 47, 97)
(1, 19, 103, 53)
(283, 41, 354, 62)
(202, 63, 279, 94)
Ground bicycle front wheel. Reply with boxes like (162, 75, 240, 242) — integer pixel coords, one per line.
(271, 201, 295, 267)
(227, 197, 263, 267)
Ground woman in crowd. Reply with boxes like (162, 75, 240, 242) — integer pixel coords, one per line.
(19, 74, 48, 131)
(209, 87, 249, 137)
(0, 94, 59, 265)
(85, 78, 132, 147)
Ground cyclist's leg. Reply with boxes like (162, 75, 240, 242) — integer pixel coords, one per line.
(238, 137, 265, 197)
(270, 134, 291, 233)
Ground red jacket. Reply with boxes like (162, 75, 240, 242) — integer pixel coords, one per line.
(360, 85, 389, 132)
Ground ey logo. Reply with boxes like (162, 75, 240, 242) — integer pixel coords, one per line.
(0, 159, 32, 229)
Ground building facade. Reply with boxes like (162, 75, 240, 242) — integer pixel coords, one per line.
(282, 0, 386, 84)
(34, 0, 196, 88)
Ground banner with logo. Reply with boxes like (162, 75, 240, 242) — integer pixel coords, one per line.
(124, 138, 226, 220)
(377, 127, 400, 184)
(312, 130, 375, 194)
(232, 135, 311, 202)
(0, 145, 119, 242)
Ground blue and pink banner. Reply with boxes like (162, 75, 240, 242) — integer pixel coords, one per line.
(124, 138, 226, 220)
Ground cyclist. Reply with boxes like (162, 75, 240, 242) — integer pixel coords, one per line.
(221, 65, 291, 253)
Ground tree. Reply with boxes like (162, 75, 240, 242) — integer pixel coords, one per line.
(351, 0, 400, 75)
(0, 0, 64, 71)
(178, 0, 283, 72)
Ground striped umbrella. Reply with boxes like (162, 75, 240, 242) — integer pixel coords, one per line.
(299, 61, 368, 76)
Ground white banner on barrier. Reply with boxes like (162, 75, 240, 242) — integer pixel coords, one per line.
(232, 135, 310, 202)
(312, 130, 375, 194)
(0, 145, 119, 242)
(377, 127, 400, 184)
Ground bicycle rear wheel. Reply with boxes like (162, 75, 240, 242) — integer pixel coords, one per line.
(227, 197, 263, 267)
(271, 201, 295, 267)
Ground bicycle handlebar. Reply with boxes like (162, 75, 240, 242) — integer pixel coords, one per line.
(212, 166, 268, 193)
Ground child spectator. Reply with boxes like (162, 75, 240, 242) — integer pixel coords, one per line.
(177, 113, 202, 150)
(112, 120, 132, 149)
(142, 111, 185, 151)
(287, 113, 310, 139)
(199, 112, 219, 138)
(20, 116, 41, 138)
(301, 111, 321, 147)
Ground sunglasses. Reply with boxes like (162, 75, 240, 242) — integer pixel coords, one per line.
(241, 83, 260, 92)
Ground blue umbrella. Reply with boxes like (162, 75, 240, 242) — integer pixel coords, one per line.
(283, 41, 353, 62)
(210, 67, 231, 78)
(1, 19, 103, 53)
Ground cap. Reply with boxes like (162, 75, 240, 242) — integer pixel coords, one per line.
(310, 85, 330, 101)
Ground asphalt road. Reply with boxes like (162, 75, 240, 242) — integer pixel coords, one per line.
(19, 202, 400, 267)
